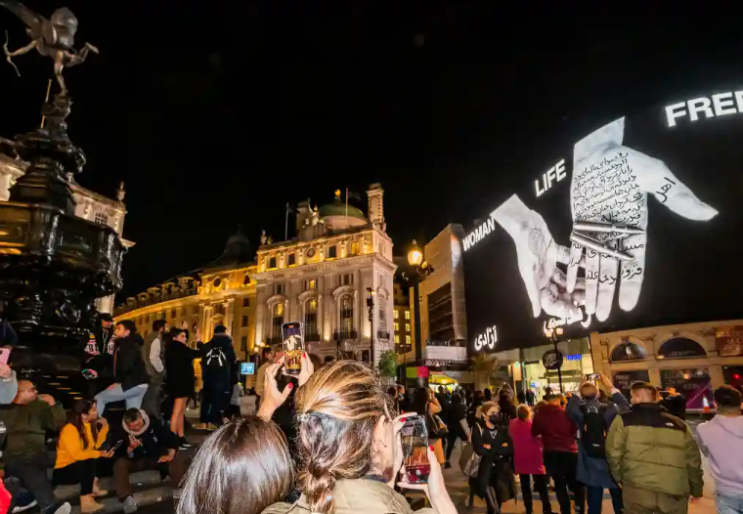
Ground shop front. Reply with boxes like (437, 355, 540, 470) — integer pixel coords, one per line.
(503, 338, 594, 401)
(590, 319, 743, 411)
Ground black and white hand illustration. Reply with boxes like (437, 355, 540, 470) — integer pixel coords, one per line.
(566, 117, 718, 322)
(492, 195, 585, 320)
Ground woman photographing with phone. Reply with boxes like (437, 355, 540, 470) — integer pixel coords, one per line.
(53, 399, 115, 513)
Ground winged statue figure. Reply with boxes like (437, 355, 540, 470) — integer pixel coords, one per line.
(0, 0, 98, 96)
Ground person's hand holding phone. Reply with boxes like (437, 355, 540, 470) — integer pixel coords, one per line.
(127, 435, 142, 454)
(257, 360, 292, 422)
(100, 448, 115, 459)
(0, 363, 10, 380)
(298, 352, 314, 387)
(398, 446, 457, 514)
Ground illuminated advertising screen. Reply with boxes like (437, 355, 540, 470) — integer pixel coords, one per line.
(464, 88, 743, 353)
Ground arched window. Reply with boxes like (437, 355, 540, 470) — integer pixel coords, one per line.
(272, 303, 285, 341)
(304, 299, 318, 340)
(340, 295, 354, 338)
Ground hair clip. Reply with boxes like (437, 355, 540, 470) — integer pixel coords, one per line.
(297, 412, 309, 422)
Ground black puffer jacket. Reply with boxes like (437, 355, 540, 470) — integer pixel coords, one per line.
(114, 334, 149, 391)
(109, 410, 178, 460)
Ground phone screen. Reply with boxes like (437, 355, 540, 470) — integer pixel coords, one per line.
(0, 348, 11, 365)
(400, 415, 429, 484)
(281, 322, 304, 376)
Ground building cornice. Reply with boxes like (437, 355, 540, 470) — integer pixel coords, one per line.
(70, 182, 127, 213)
(252, 253, 396, 281)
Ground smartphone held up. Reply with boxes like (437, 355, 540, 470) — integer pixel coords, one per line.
(281, 322, 304, 376)
(401, 415, 430, 484)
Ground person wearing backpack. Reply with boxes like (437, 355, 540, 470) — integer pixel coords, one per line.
(199, 325, 236, 427)
(566, 373, 628, 514)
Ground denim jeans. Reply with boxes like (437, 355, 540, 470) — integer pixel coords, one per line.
(718, 493, 743, 514)
(95, 383, 148, 415)
(587, 486, 623, 514)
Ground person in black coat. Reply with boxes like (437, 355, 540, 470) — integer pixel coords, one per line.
(107, 408, 186, 510)
(165, 327, 200, 448)
(199, 325, 237, 426)
(95, 320, 149, 416)
(445, 393, 470, 467)
(472, 401, 515, 514)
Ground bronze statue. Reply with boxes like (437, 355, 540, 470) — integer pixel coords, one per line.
(0, 0, 98, 96)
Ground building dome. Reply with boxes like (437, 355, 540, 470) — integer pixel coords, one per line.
(318, 200, 366, 220)
(212, 226, 253, 267)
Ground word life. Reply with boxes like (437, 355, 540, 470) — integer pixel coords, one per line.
(473, 324, 498, 351)
(534, 159, 567, 197)
(665, 90, 743, 127)
(463, 216, 495, 252)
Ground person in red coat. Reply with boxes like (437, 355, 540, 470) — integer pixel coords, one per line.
(510, 405, 553, 514)
(532, 393, 585, 514)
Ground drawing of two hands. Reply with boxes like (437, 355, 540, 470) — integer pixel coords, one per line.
(493, 117, 717, 322)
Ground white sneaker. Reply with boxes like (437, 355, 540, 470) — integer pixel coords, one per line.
(123, 495, 138, 514)
(52, 503, 71, 514)
(12, 500, 37, 513)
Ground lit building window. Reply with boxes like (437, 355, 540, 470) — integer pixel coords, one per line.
(393, 310, 399, 319)
(94, 212, 108, 226)
(340, 295, 354, 338)
(405, 323, 410, 332)
(304, 279, 316, 291)
(272, 303, 285, 339)
(351, 241, 359, 255)
(395, 335, 400, 344)
(405, 311, 410, 320)
(305, 299, 318, 337)
(394, 322, 399, 331)
(406, 335, 411, 345)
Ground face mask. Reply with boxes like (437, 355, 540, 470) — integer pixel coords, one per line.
(488, 414, 499, 425)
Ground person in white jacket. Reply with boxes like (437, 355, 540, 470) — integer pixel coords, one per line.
(697, 385, 743, 514)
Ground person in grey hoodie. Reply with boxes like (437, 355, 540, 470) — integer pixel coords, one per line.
(697, 385, 743, 514)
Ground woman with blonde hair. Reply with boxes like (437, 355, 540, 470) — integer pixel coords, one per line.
(263, 360, 457, 514)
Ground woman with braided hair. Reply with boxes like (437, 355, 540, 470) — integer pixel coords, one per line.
(263, 360, 458, 514)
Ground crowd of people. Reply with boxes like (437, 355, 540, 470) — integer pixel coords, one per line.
(0, 315, 241, 514)
(0, 310, 742, 514)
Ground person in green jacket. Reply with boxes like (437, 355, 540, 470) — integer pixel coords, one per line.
(606, 381, 703, 514)
(1, 379, 69, 514)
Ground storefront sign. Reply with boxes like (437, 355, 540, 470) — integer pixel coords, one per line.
(715, 326, 743, 357)
(660, 368, 712, 410)
(542, 349, 563, 370)
(612, 370, 650, 392)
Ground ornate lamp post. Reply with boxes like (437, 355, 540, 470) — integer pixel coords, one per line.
(544, 325, 565, 392)
(406, 240, 434, 375)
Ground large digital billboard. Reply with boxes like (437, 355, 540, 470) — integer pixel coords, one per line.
(464, 88, 743, 353)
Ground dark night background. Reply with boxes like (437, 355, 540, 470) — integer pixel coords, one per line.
(0, 1, 740, 302)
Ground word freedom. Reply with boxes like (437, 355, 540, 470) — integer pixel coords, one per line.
(665, 90, 743, 127)
(473, 324, 498, 351)
(463, 216, 495, 251)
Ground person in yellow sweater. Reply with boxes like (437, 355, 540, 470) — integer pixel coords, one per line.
(53, 400, 115, 513)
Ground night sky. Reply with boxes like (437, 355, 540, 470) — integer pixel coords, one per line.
(0, 2, 740, 301)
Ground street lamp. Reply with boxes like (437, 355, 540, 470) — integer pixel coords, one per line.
(406, 240, 434, 381)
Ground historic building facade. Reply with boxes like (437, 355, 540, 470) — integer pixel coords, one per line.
(114, 184, 396, 369)
(0, 157, 134, 313)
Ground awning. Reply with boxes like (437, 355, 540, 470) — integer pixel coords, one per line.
(429, 371, 474, 385)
